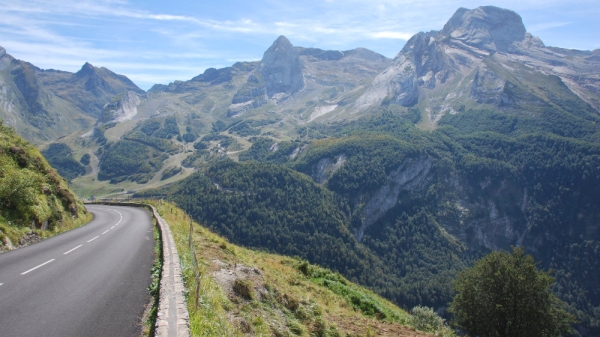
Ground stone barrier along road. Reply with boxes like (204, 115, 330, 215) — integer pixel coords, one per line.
(151, 205, 190, 337)
(87, 202, 190, 337)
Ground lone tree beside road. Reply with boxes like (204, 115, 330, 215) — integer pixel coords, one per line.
(449, 247, 575, 337)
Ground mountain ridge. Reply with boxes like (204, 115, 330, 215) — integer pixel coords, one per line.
(352, 6, 600, 127)
(0, 50, 144, 143)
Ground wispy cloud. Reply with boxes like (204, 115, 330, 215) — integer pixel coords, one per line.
(527, 21, 571, 33)
(0, 0, 598, 89)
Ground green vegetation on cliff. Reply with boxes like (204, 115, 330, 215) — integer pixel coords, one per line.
(0, 121, 91, 251)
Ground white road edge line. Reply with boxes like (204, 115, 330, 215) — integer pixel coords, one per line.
(102, 230, 109, 234)
(63, 245, 82, 255)
(21, 259, 56, 275)
(87, 236, 99, 243)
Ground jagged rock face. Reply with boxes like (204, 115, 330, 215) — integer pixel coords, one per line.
(311, 154, 347, 184)
(358, 154, 433, 241)
(231, 74, 266, 104)
(470, 63, 511, 105)
(355, 32, 456, 110)
(101, 91, 141, 123)
(260, 35, 304, 98)
(228, 36, 305, 116)
(439, 6, 526, 52)
(355, 6, 600, 124)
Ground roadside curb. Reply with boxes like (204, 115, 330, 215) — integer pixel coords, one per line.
(85, 202, 190, 337)
(150, 205, 190, 337)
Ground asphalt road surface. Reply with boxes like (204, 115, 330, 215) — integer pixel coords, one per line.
(0, 205, 156, 337)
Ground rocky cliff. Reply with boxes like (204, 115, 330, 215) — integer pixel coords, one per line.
(354, 6, 600, 126)
(228, 36, 305, 116)
(100, 91, 141, 123)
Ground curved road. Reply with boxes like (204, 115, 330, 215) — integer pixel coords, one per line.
(0, 205, 155, 337)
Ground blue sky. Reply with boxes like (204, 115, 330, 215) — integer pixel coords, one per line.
(1, 0, 598, 90)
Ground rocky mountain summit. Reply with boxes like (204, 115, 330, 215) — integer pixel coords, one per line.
(261, 35, 304, 98)
(354, 6, 600, 126)
(439, 6, 527, 53)
(228, 36, 304, 116)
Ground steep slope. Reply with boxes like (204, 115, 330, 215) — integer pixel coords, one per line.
(0, 121, 90, 252)
(153, 201, 447, 336)
(353, 6, 600, 129)
(0, 47, 144, 143)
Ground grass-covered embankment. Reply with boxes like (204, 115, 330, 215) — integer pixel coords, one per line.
(0, 121, 91, 252)
(150, 200, 451, 336)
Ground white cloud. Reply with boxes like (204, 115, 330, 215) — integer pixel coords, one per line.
(528, 21, 571, 33)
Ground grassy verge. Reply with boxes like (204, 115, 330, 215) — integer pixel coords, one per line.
(0, 211, 93, 252)
(148, 200, 450, 337)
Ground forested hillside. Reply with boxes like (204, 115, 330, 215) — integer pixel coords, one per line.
(144, 110, 600, 335)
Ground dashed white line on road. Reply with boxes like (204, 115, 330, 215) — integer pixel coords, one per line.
(0, 283, 3, 286)
(87, 236, 99, 243)
(21, 259, 55, 275)
(102, 230, 109, 234)
(111, 226, 115, 229)
(63, 245, 82, 255)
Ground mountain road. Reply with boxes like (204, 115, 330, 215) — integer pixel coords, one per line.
(0, 205, 156, 337)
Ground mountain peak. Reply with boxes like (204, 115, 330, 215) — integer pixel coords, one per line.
(263, 36, 295, 58)
(0, 46, 6, 58)
(273, 35, 292, 47)
(260, 35, 303, 97)
(439, 6, 526, 52)
(75, 62, 96, 77)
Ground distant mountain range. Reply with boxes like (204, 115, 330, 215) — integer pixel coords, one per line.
(1, 5, 599, 146)
(1, 6, 600, 335)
